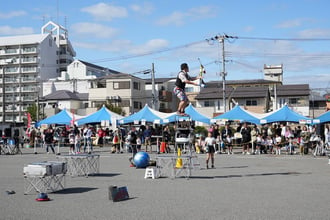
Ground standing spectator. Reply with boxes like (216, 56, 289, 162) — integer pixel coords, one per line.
(29, 127, 36, 148)
(300, 126, 310, 155)
(83, 126, 93, 154)
(143, 125, 152, 152)
(68, 129, 75, 155)
(44, 126, 55, 154)
(74, 128, 81, 153)
(211, 124, 220, 152)
(112, 128, 121, 153)
(204, 132, 216, 169)
(97, 127, 105, 147)
(240, 123, 251, 154)
(324, 124, 330, 146)
(221, 124, 233, 154)
(250, 125, 259, 154)
(274, 134, 283, 155)
(128, 127, 138, 167)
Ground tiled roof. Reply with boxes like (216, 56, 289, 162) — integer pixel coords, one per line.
(78, 60, 121, 74)
(196, 86, 269, 99)
(42, 90, 88, 101)
(272, 84, 310, 96)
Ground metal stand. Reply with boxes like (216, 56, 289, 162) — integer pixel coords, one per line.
(156, 115, 200, 179)
(23, 161, 67, 194)
(24, 174, 65, 194)
(57, 154, 100, 177)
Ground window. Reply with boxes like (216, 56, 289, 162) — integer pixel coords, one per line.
(246, 100, 257, 106)
(133, 101, 142, 109)
(133, 82, 140, 90)
(204, 100, 214, 107)
(113, 81, 130, 90)
(289, 98, 298, 105)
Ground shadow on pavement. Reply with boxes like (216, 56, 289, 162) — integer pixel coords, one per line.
(54, 187, 98, 194)
(93, 173, 121, 177)
(190, 171, 307, 179)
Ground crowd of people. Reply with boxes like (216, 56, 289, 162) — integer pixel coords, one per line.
(19, 122, 330, 166)
(195, 123, 330, 156)
(25, 124, 175, 155)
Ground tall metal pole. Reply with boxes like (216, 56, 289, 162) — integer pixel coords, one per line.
(2, 67, 5, 132)
(36, 86, 39, 122)
(151, 63, 156, 110)
(221, 37, 226, 113)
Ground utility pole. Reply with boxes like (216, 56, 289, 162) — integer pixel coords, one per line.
(206, 34, 237, 113)
(151, 63, 156, 110)
(220, 36, 227, 113)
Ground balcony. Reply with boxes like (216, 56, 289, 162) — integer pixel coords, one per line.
(21, 66, 37, 73)
(4, 48, 19, 55)
(21, 57, 38, 64)
(21, 47, 38, 54)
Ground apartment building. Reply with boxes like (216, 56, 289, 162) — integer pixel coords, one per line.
(0, 21, 75, 129)
(87, 73, 146, 116)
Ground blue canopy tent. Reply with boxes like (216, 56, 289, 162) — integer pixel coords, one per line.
(261, 105, 311, 124)
(36, 109, 82, 127)
(314, 111, 330, 124)
(119, 104, 165, 124)
(164, 103, 211, 124)
(76, 105, 123, 126)
(212, 105, 260, 124)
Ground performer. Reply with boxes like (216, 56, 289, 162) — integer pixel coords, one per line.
(173, 63, 201, 116)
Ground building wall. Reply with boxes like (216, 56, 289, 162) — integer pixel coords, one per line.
(38, 34, 59, 81)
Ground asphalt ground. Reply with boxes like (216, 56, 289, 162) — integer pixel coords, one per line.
(1, 146, 330, 220)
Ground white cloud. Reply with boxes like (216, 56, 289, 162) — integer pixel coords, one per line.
(0, 10, 27, 19)
(0, 25, 34, 35)
(276, 18, 305, 28)
(298, 28, 330, 38)
(156, 5, 217, 26)
(129, 39, 169, 54)
(285, 73, 330, 89)
(81, 3, 128, 21)
(71, 22, 118, 38)
(156, 11, 185, 26)
(130, 2, 154, 15)
(74, 38, 169, 58)
(188, 6, 217, 19)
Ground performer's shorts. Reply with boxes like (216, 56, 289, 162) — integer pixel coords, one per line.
(173, 87, 188, 102)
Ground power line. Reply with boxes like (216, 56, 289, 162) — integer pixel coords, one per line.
(236, 36, 330, 41)
(89, 39, 206, 63)
(87, 34, 330, 64)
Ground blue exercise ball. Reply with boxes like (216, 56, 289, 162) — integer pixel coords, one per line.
(133, 152, 150, 168)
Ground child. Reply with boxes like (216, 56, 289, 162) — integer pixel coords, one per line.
(226, 134, 233, 155)
(255, 134, 263, 154)
(69, 130, 75, 155)
(266, 136, 274, 154)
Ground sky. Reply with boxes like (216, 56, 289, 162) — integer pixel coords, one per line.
(1, 0, 330, 92)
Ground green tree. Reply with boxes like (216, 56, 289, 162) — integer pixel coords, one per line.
(98, 101, 126, 116)
(26, 103, 45, 122)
